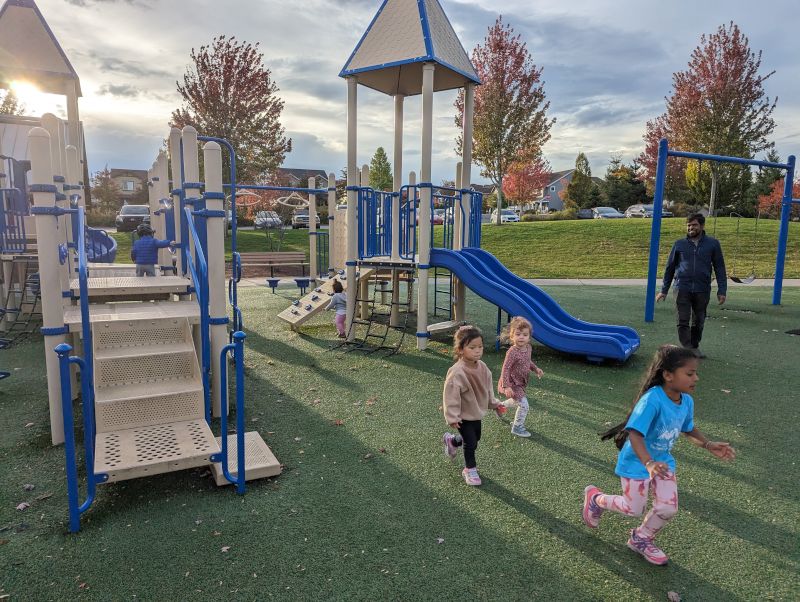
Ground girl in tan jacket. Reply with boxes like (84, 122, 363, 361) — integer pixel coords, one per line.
(442, 325, 504, 486)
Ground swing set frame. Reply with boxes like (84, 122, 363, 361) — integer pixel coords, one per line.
(645, 138, 798, 322)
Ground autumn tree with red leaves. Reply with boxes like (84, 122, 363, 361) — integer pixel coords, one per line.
(639, 22, 777, 214)
(758, 177, 800, 219)
(171, 36, 292, 183)
(455, 17, 554, 225)
(502, 154, 550, 208)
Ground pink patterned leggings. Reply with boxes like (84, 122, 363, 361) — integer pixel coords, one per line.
(595, 472, 679, 539)
(335, 313, 346, 336)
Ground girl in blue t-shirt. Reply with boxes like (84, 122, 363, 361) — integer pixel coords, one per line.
(582, 345, 736, 566)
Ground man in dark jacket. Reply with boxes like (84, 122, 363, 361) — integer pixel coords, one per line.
(656, 213, 727, 357)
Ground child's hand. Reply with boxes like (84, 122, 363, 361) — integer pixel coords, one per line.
(645, 460, 670, 479)
(495, 404, 507, 417)
(707, 441, 736, 462)
(534, 367, 544, 379)
(448, 421, 461, 430)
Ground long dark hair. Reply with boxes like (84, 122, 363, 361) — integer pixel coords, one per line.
(600, 345, 698, 449)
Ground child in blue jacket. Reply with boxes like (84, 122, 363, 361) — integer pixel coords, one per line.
(131, 224, 174, 276)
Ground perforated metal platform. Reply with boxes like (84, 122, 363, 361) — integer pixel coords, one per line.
(211, 431, 281, 486)
(88, 263, 163, 277)
(69, 276, 192, 298)
(95, 419, 220, 483)
(63, 301, 200, 331)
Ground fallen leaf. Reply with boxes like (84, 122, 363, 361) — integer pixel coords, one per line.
(221, 546, 231, 553)
(363, 453, 373, 459)
(0, 539, 9, 545)
(23, 484, 35, 492)
(78, 583, 88, 590)
(667, 592, 681, 602)
(266, 360, 274, 365)
(35, 493, 53, 502)
(333, 419, 344, 426)
(294, 437, 302, 442)
(379, 447, 387, 454)
(16, 502, 30, 511)
(720, 389, 731, 394)
(309, 387, 318, 392)
(212, 530, 221, 536)
(366, 397, 376, 406)
(310, 399, 321, 405)
(24, 422, 34, 428)
(436, 537, 445, 544)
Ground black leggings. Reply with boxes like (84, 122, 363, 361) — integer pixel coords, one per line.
(457, 420, 482, 469)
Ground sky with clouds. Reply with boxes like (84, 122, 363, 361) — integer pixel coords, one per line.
(23, 0, 800, 185)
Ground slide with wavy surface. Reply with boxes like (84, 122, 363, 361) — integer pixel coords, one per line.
(429, 248, 639, 362)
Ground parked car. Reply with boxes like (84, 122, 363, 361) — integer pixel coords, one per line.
(291, 210, 321, 229)
(624, 203, 674, 218)
(115, 204, 150, 232)
(592, 206, 625, 219)
(489, 209, 520, 223)
(254, 210, 282, 229)
(415, 209, 444, 225)
(576, 208, 594, 219)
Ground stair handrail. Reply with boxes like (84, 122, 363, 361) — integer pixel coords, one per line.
(215, 330, 247, 494)
(184, 206, 212, 423)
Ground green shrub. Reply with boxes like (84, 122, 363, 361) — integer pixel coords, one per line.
(86, 209, 116, 227)
(521, 209, 576, 221)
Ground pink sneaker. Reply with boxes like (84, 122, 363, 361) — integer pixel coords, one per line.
(442, 433, 458, 460)
(582, 485, 604, 528)
(627, 529, 669, 566)
(462, 467, 481, 486)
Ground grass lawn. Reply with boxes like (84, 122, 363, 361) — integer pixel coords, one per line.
(111, 218, 800, 281)
(1, 284, 798, 600)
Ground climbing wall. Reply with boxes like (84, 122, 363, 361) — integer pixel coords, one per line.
(277, 269, 374, 328)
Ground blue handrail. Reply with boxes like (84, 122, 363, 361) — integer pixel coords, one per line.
(184, 206, 212, 424)
(216, 331, 246, 494)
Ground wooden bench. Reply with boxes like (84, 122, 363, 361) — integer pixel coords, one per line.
(235, 252, 309, 277)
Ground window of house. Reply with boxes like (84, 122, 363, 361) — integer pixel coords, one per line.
(123, 180, 135, 191)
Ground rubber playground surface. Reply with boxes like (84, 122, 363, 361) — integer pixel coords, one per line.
(1, 284, 798, 600)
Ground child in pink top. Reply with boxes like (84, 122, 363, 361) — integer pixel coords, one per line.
(498, 316, 543, 438)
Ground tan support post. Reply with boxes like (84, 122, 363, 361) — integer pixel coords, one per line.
(345, 76, 358, 340)
(155, 151, 171, 268)
(204, 141, 227, 417)
(327, 171, 336, 275)
(182, 127, 201, 267)
(29, 127, 66, 445)
(359, 164, 370, 320)
(416, 63, 435, 350)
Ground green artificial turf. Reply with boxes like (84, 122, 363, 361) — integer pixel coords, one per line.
(111, 218, 800, 280)
(1, 285, 798, 600)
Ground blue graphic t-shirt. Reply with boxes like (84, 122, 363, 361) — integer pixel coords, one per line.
(615, 386, 695, 479)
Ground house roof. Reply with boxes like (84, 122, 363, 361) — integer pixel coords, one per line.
(278, 168, 328, 185)
(110, 168, 147, 180)
(339, 0, 479, 96)
(545, 169, 574, 186)
(0, 0, 82, 96)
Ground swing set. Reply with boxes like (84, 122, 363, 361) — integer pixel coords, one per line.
(645, 139, 798, 322)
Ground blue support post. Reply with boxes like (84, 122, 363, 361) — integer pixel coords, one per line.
(773, 155, 796, 305)
(55, 343, 81, 533)
(233, 331, 246, 495)
(645, 138, 669, 322)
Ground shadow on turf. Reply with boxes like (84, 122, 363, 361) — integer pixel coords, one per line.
(482, 480, 739, 600)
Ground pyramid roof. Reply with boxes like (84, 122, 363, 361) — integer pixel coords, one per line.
(0, 0, 81, 96)
(339, 0, 479, 96)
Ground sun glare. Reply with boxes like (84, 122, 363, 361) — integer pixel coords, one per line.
(8, 80, 65, 117)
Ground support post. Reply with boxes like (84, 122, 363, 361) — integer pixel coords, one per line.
(168, 128, 184, 274)
(416, 63, 435, 350)
(65, 145, 81, 281)
(345, 76, 358, 340)
(327, 171, 336, 274)
(390, 95, 405, 326)
(308, 176, 318, 279)
(645, 138, 669, 322)
(359, 164, 370, 319)
(41, 114, 70, 305)
(204, 141, 228, 417)
(182, 127, 202, 265)
(773, 155, 796, 305)
(155, 151, 172, 268)
(29, 127, 66, 445)
(455, 83, 475, 321)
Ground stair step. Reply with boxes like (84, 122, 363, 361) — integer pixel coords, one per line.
(94, 381, 204, 432)
(94, 341, 194, 360)
(94, 348, 198, 389)
(63, 301, 200, 332)
(93, 317, 190, 351)
(212, 431, 281, 486)
(95, 419, 220, 483)
(70, 276, 192, 299)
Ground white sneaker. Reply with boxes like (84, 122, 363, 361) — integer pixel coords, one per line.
(511, 425, 532, 438)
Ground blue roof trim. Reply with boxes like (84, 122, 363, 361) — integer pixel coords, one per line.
(417, 0, 434, 58)
(339, 0, 390, 78)
(340, 55, 481, 86)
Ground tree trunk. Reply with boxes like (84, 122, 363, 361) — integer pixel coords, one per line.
(495, 176, 504, 225)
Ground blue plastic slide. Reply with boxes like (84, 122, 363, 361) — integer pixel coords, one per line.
(85, 227, 118, 263)
(429, 248, 639, 362)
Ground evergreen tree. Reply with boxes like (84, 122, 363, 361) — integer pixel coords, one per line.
(744, 149, 783, 216)
(368, 147, 393, 191)
(564, 153, 593, 209)
(90, 166, 120, 212)
(602, 155, 648, 210)
(0, 89, 24, 115)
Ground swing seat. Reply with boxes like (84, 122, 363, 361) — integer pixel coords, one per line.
(731, 273, 756, 284)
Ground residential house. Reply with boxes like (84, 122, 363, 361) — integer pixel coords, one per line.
(110, 168, 148, 204)
(538, 170, 604, 212)
(276, 168, 329, 189)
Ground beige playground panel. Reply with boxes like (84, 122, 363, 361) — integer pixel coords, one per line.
(277, 269, 375, 328)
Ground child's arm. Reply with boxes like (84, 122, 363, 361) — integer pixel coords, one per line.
(529, 359, 543, 379)
(442, 376, 463, 428)
(628, 430, 671, 478)
(683, 427, 736, 461)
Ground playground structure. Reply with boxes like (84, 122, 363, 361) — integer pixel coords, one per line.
(12, 0, 646, 532)
(645, 139, 798, 321)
